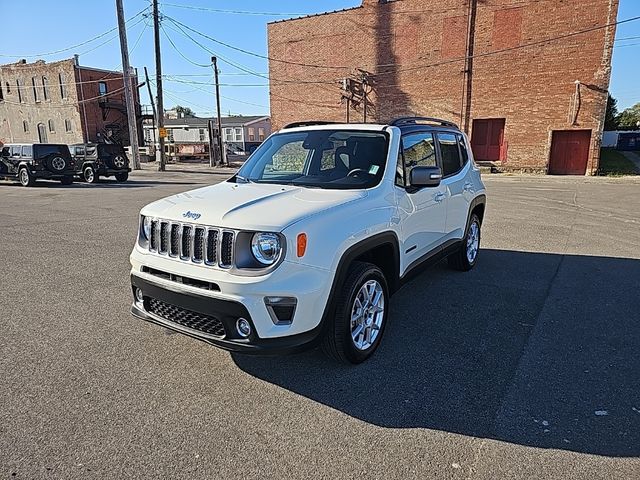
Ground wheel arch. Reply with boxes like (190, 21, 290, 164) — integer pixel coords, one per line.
(319, 232, 400, 334)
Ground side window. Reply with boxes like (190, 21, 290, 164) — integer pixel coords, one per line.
(437, 132, 462, 177)
(11, 146, 22, 157)
(395, 146, 404, 187)
(401, 132, 437, 182)
(75, 146, 85, 156)
(22, 145, 33, 157)
(457, 134, 469, 167)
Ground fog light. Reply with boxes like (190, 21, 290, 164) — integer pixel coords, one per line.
(236, 318, 251, 338)
(135, 287, 144, 303)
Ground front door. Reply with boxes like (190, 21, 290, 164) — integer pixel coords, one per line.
(395, 131, 447, 274)
(37, 123, 48, 143)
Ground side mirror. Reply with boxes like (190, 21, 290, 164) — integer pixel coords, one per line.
(409, 166, 442, 188)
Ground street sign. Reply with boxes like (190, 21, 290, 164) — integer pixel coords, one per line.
(159, 127, 168, 138)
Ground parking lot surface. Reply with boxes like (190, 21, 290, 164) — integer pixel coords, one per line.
(1, 167, 639, 479)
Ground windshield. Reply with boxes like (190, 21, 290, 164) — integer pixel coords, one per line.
(33, 144, 70, 159)
(234, 129, 389, 189)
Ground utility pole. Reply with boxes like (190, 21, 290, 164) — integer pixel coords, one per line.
(212, 56, 225, 166)
(116, 0, 141, 169)
(462, 0, 478, 134)
(342, 78, 351, 123)
(143, 66, 157, 152)
(153, 0, 166, 171)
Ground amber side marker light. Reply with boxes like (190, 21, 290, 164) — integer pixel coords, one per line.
(297, 233, 307, 257)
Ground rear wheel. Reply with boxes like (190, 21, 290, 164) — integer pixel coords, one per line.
(19, 167, 35, 187)
(115, 172, 128, 183)
(83, 166, 98, 183)
(448, 213, 481, 271)
(321, 261, 389, 364)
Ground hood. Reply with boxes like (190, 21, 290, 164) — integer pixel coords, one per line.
(141, 181, 366, 231)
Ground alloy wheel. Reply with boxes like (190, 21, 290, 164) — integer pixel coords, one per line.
(466, 221, 480, 263)
(350, 279, 385, 351)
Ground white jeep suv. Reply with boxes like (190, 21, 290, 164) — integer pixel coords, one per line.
(130, 117, 486, 363)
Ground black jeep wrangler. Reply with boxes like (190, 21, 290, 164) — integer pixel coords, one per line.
(70, 143, 130, 183)
(0, 143, 75, 187)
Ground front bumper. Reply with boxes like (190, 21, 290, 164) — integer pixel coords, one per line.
(130, 274, 325, 355)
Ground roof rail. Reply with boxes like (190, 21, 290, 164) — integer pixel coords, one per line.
(282, 120, 342, 129)
(390, 117, 459, 128)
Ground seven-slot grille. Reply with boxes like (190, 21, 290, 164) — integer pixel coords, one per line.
(149, 219, 234, 268)
(147, 297, 226, 337)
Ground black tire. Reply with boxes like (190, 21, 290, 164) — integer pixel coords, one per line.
(321, 261, 389, 364)
(60, 176, 73, 185)
(83, 166, 98, 183)
(115, 172, 129, 182)
(19, 167, 35, 187)
(448, 213, 481, 271)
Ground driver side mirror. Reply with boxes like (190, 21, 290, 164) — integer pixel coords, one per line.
(409, 166, 442, 188)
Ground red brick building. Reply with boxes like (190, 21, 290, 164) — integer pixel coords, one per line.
(0, 57, 142, 146)
(267, 0, 619, 174)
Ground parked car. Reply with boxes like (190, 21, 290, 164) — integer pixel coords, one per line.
(129, 117, 487, 363)
(0, 143, 75, 187)
(69, 143, 130, 183)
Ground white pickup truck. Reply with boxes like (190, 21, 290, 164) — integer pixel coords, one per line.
(130, 117, 486, 363)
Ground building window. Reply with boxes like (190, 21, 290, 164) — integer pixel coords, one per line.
(258, 127, 265, 141)
(168, 129, 174, 142)
(32, 77, 40, 102)
(65, 119, 72, 132)
(248, 127, 255, 142)
(23, 120, 29, 133)
(59, 73, 66, 99)
(0, 82, 3, 102)
(199, 128, 205, 141)
(235, 127, 242, 142)
(48, 119, 55, 132)
(98, 81, 107, 96)
(225, 128, 233, 142)
(17, 79, 24, 103)
(42, 76, 49, 101)
(5, 82, 10, 93)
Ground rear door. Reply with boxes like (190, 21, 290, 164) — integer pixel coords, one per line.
(394, 131, 447, 271)
(438, 132, 472, 239)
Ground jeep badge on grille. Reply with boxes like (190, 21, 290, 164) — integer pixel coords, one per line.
(183, 211, 202, 221)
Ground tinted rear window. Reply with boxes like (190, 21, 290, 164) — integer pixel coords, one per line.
(33, 144, 70, 159)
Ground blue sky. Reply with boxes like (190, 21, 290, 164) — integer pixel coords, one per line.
(2, 0, 638, 116)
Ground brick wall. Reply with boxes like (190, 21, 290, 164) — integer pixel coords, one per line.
(267, 0, 619, 174)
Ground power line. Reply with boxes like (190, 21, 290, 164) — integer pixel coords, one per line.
(160, 23, 212, 68)
(0, 7, 150, 59)
(159, 2, 307, 17)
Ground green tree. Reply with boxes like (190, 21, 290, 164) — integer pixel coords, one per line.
(174, 105, 195, 117)
(616, 102, 640, 130)
(604, 94, 619, 130)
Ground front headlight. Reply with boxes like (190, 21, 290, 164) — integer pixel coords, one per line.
(251, 232, 282, 265)
(141, 215, 152, 241)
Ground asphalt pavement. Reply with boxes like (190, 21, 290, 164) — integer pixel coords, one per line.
(1, 165, 639, 479)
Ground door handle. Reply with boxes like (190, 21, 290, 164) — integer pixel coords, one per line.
(434, 192, 446, 203)
(463, 182, 475, 193)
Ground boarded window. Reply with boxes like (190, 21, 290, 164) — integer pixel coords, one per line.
(65, 119, 72, 132)
(48, 119, 55, 132)
(441, 16, 468, 59)
(394, 23, 419, 63)
(42, 76, 49, 100)
(493, 8, 523, 50)
(59, 73, 67, 99)
(32, 77, 40, 102)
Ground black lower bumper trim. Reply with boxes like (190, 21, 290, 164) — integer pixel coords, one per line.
(130, 274, 323, 355)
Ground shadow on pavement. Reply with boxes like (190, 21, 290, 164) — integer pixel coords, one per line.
(233, 249, 640, 457)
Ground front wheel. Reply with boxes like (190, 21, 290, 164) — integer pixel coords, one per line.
(322, 261, 389, 364)
(448, 213, 481, 271)
(19, 167, 35, 187)
(115, 172, 128, 183)
(83, 166, 98, 183)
